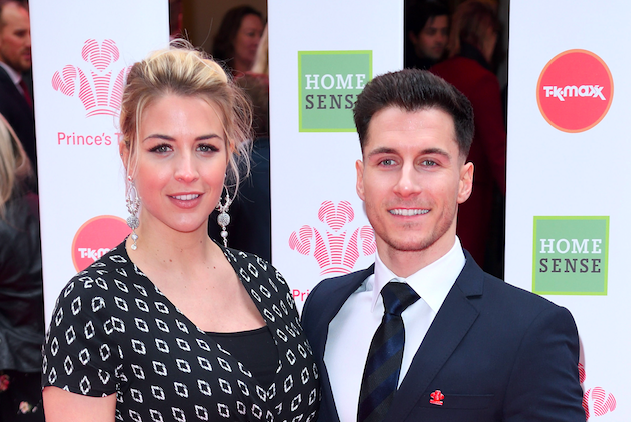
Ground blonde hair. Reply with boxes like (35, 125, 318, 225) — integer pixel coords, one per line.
(0, 114, 32, 219)
(119, 41, 252, 194)
(250, 25, 269, 75)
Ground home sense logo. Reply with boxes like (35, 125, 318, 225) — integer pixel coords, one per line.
(532, 216, 609, 295)
(52, 39, 129, 118)
(72, 215, 130, 272)
(298, 51, 372, 132)
(536, 50, 613, 133)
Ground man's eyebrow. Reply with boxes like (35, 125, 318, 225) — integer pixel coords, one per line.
(366, 147, 397, 158)
(421, 147, 451, 159)
(366, 146, 452, 159)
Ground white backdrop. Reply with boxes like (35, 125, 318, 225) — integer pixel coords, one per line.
(268, 0, 404, 312)
(506, 0, 626, 419)
(30, 0, 169, 325)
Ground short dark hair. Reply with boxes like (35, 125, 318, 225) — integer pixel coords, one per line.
(406, 0, 450, 36)
(353, 69, 474, 157)
(212, 6, 263, 64)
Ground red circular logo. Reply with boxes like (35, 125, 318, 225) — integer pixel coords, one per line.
(71, 215, 130, 272)
(536, 49, 613, 133)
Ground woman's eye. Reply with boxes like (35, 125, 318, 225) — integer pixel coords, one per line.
(198, 144, 219, 153)
(149, 144, 171, 153)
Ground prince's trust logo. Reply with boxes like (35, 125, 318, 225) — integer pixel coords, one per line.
(289, 201, 376, 275)
(298, 50, 372, 132)
(580, 363, 617, 420)
(532, 216, 609, 295)
(52, 39, 130, 117)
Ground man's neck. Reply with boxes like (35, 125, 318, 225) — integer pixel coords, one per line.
(0, 61, 21, 84)
(376, 236, 457, 278)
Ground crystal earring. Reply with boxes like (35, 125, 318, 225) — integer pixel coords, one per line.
(216, 190, 232, 247)
(126, 176, 140, 250)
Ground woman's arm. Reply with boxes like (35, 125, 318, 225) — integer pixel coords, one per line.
(43, 386, 117, 422)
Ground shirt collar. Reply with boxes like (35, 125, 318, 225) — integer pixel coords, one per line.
(0, 61, 21, 85)
(370, 237, 466, 313)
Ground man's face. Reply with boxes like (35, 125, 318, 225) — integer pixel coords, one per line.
(356, 107, 472, 265)
(409, 15, 448, 61)
(0, 3, 31, 73)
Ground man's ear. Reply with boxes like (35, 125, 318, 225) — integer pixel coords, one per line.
(356, 159, 365, 201)
(408, 30, 419, 46)
(457, 161, 473, 204)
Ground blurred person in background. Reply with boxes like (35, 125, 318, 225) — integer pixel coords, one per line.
(0, 114, 44, 421)
(213, 5, 264, 75)
(430, 0, 506, 273)
(405, 0, 450, 70)
(209, 25, 271, 261)
(0, 0, 36, 183)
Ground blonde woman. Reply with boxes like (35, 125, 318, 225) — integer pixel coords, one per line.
(0, 115, 44, 421)
(42, 45, 319, 422)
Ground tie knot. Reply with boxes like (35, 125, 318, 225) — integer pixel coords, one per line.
(380, 281, 420, 316)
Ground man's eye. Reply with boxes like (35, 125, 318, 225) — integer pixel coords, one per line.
(380, 159, 396, 166)
(421, 159, 437, 166)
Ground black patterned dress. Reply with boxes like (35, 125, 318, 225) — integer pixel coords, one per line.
(42, 241, 320, 421)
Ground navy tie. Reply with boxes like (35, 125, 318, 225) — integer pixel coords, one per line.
(358, 280, 420, 422)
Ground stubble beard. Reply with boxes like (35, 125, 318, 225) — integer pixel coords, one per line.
(374, 205, 457, 253)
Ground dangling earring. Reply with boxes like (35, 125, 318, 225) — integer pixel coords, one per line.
(216, 190, 232, 247)
(126, 176, 140, 250)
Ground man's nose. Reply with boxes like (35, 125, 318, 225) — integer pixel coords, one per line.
(393, 163, 421, 197)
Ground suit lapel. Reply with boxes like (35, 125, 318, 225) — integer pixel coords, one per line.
(309, 265, 374, 422)
(387, 254, 484, 420)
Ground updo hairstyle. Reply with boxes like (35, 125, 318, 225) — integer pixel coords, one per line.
(119, 42, 252, 193)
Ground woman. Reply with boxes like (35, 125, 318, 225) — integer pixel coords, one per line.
(0, 114, 44, 421)
(42, 45, 319, 422)
(213, 6, 264, 74)
(430, 0, 506, 271)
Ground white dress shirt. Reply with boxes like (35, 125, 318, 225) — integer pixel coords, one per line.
(323, 237, 466, 422)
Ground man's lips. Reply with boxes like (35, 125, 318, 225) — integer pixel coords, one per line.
(389, 208, 429, 216)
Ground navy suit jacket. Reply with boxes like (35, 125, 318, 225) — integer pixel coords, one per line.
(0, 66, 37, 175)
(301, 252, 585, 422)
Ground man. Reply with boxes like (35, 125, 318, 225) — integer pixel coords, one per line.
(0, 0, 36, 175)
(301, 70, 585, 422)
(405, 0, 449, 70)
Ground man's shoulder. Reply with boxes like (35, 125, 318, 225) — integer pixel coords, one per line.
(302, 265, 374, 320)
(312, 265, 374, 297)
(469, 266, 567, 322)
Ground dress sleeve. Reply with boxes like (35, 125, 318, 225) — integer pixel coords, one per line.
(42, 276, 122, 397)
(503, 305, 586, 421)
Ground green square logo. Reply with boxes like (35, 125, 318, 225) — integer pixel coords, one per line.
(298, 50, 372, 132)
(532, 216, 609, 295)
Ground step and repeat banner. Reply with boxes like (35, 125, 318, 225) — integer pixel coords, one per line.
(268, 0, 403, 312)
(30, 0, 169, 325)
(506, 1, 626, 419)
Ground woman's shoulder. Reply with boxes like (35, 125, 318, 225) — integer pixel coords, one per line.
(222, 247, 289, 288)
(56, 239, 144, 304)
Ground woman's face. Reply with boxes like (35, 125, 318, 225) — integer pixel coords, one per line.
(124, 94, 228, 236)
(232, 13, 264, 71)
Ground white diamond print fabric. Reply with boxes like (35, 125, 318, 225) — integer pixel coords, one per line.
(43, 241, 320, 421)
